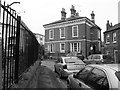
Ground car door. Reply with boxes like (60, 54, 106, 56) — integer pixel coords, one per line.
(86, 68, 109, 90)
(70, 66, 93, 90)
(55, 58, 61, 73)
(56, 58, 64, 74)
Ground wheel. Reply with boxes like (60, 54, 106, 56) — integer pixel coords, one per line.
(67, 80, 72, 90)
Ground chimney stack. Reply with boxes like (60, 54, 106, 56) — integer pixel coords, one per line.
(76, 12, 79, 17)
(61, 8, 66, 20)
(70, 5, 76, 17)
(91, 11, 95, 23)
(106, 20, 111, 30)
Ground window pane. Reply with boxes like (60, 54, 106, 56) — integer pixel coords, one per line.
(74, 43, 77, 52)
(61, 28, 65, 38)
(74, 27, 77, 36)
(61, 44, 65, 50)
(77, 66, 93, 82)
(86, 68, 109, 90)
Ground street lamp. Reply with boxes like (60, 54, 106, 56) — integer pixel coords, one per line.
(90, 33, 93, 54)
(5, 2, 20, 7)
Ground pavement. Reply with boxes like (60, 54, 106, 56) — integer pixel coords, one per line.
(10, 59, 66, 89)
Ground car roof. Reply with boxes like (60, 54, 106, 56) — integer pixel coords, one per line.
(87, 64, 120, 72)
(61, 56, 78, 59)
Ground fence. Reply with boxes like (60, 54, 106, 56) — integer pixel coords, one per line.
(1, 2, 39, 90)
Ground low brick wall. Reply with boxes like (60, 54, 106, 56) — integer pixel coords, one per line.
(10, 59, 41, 88)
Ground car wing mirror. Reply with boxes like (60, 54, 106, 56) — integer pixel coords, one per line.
(55, 60, 58, 63)
(73, 73, 77, 78)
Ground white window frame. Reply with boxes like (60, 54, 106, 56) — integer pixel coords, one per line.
(113, 32, 117, 43)
(60, 43, 65, 53)
(72, 25, 78, 37)
(106, 34, 110, 44)
(70, 42, 81, 53)
(48, 44, 54, 53)
(60, 27, 65, 38)
(98, 30, 100, 39)
(49, 29, 54, 39)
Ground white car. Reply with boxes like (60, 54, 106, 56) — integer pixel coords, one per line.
(54, 56, 85, 78)
(67, 64, 120, 90)
(83, 54, 113, 64)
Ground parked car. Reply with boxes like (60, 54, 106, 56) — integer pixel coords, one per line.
(54, 56, 85, 78)
(83, 54, 113, 64)
(67, 64, 120, 90)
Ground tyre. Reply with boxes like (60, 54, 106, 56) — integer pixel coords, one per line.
(54, 67, 57, 73)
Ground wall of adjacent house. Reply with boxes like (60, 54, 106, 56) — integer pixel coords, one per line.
(118, 1, 120, 23)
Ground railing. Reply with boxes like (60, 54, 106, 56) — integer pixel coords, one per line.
(1, 2, 39, 90)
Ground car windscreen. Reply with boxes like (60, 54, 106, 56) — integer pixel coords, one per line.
(65, 57, 84, 64)
(115, 71, 120, 81)
(103, 55, 112, 60)
(92, 55, 101, 59)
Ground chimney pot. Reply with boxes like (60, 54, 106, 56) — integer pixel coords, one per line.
(61, 8, 66, 20)
(70, 5, 76, 17)
(91, 11, 95, 23)
(106, 20, 111, 30)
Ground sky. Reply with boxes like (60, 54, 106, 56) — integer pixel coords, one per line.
(3, 0, 119, 41)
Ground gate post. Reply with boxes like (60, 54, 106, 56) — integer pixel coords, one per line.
(14, 16, 21, 83)
(0, 0, 2, 89)
(0, 38, 2, 89)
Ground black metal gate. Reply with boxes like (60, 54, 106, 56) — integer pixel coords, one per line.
(1, 1, 39, 90)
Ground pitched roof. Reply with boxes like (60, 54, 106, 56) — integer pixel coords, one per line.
(104, 23, 120, 33)
(43, 17, 85, 26)
(43, 16, 101, 30)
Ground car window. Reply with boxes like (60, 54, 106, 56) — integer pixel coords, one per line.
(65, 57, 84, 64)
(60, 58, 63, 63)
(77, 66, 93, 83)
(57, 58, 63, 63)
(103, 55, 112, 60)
(86, 68, 109, 90)
(88, 55, 92, 59)
(115, 71, 120, 81)
(92, 55, 101, 59)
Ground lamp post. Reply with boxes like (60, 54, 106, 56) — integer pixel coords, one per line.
(5, 2, 20, 7)
(90, 33, 93, 54)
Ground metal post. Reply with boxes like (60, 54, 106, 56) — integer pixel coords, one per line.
(85, 19, 87, 58)
(0, 0, 2, 89)
(14, 15, 21, 83)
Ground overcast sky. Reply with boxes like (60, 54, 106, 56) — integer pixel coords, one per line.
(4, 0, 119, 40)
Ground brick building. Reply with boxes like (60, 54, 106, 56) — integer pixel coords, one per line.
(104, 21, 120, 63)
(43, 5, 101, 58)
(34, 33, 45, 45)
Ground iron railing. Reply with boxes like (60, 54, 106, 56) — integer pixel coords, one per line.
(1, 2, 39, 89)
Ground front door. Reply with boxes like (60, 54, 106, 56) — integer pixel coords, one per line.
(114, 50, 118, 63)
